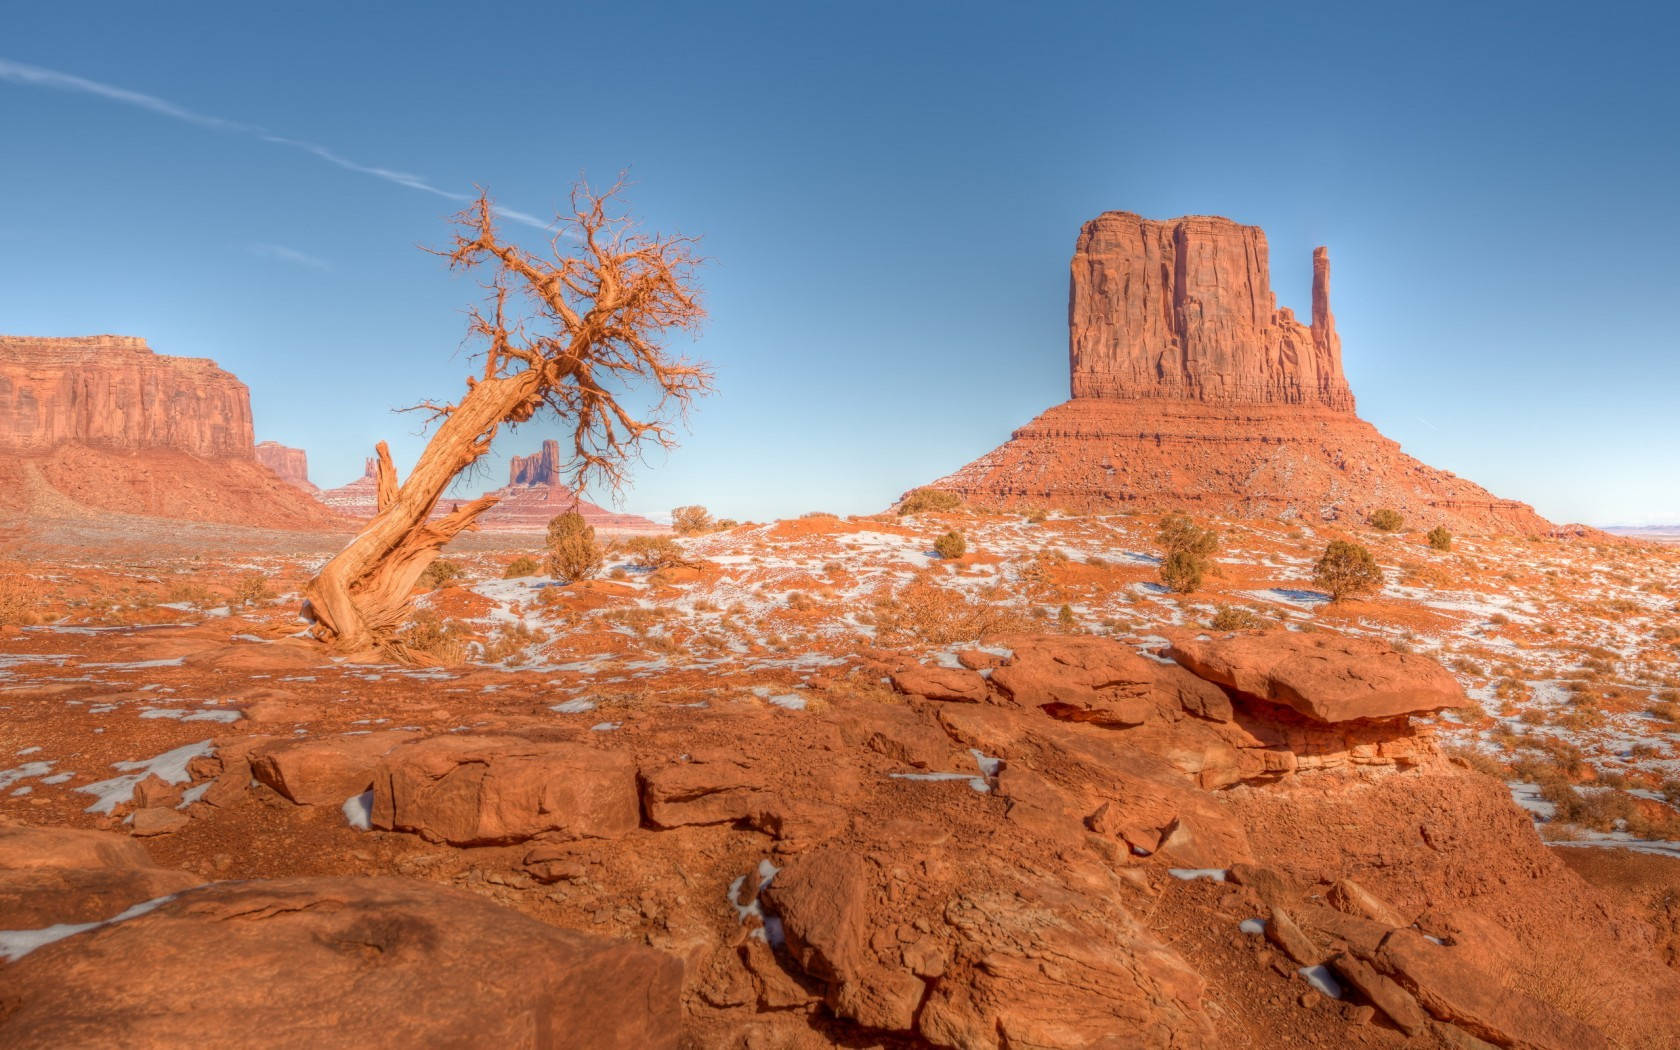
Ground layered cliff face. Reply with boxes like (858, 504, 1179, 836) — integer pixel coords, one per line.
(0, 335, 346, 530)
(932, 214, 1551, 534)
(0, 336, 255, 457)
(255, 441, 317, 493)
(1067, 214, 1353, 409)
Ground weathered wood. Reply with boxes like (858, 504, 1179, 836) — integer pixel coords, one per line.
(302, 182, 709, 661)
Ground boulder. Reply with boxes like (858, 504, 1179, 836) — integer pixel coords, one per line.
(1167, 631, 1465, 723)
(371, 735, 638, 846)
(890, 665, 987, 703)
(250, 731, 418, 806)
(988, 636, 1162, 724)
(0, 827, 200, 928)
(0, 876, 683, 1050)
(639, 748, 767, 828)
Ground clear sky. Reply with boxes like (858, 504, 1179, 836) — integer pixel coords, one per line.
(2, 1, 1676, 525)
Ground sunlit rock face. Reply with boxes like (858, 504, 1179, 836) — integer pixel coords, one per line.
(932, 213, 1549, 535)
(0, 335, 255, 457)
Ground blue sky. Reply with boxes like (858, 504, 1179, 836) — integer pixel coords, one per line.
(2, 1, 1676, 524)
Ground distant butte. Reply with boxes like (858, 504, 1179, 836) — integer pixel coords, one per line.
(0, 335, 344, 529)
(931, 212, 1552, 534)
(315, 439, 662, 534)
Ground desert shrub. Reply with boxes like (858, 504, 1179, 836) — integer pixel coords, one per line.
(480, 621, 547, 663)
(898, 488, 963, 516)
(1024, 507, 1048, 524)
(421, 559, 466, 590)
(397, 609, 471, 666)
(503, 556, 542, 579)
(232, 574, 272, 607)
(715, 518, 739, 530)
(868, 574, 1034, 645)
(1057, 604, 1076, 629)
(546, 512, 604, 582)
(1156, 515, 1217, 594)
(671, 505, 714, 535)
(1158, 515, 1219, 558)
(1368, 508, 1404, 532)
(0, 572, 36, 626)
(1159, 551, 1206, 594)
(1427, 525, 1453, 551)
(625, 535, 685, 570)
(934, 531, 967, 559)
(1209, 605, 1266, 632)
(1313, 540, 1382, 601)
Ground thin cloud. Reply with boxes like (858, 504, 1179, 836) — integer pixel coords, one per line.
(250, 243, 330, 270)
(0, 58, 556, 231)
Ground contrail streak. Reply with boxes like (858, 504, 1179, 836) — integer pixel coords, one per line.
(0, 58, 554, 230)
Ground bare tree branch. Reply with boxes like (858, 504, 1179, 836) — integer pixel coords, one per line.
(302, 180, 710, 661)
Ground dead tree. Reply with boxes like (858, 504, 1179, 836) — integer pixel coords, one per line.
(303, 181, 709, 660)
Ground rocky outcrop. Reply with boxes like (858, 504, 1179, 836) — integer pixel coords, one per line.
(254, 440, 316, 492)
(930, 215, 1554, 535)
(1068, 213, 1353, 409)
(0, 336, 253, 457)
(1166, 632, 1465, 723)
(0, 876, 684, 1050)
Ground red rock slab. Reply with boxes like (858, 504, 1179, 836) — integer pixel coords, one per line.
(1167, 631, 1465, 723)
(1372, 929, 1609, 1050)
(250, 730, 419, 806)
(0, 876, 683, 1050)
(0, 826, 200, 928)
(371, 734, 638, 846)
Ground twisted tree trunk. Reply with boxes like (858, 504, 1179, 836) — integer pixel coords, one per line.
(301, 182, 708, 661)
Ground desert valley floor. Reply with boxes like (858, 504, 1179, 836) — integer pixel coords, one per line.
(2, 508, 1679, 1048)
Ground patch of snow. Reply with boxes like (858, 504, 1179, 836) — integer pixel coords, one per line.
(1167, 868, 1228, 882)
(0, 762, 52, 791)
(76, 740, 215, 814)
(139, 707, 242, 724)
(0, 892, 182, 961)
(342, 790, 374, 831)
(1298, 965, 1343, 999)
(1239, 918, 1266, 935)
(550, 698, 597, 714)
(590, 722, 621, 732)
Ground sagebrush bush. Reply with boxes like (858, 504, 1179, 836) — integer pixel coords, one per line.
(397, 609, 471, 665)
(503, 555, 542, 578)
(1157, 514, 1218, 593)
(1208, 605, 1266, 631)
(625, 535, 684, 570)
(898, 488, 963, 516)
(232, 573, 272, 607)
(671, 505, 714, 535)
(1427, 525, 1452, 551)
(933, 531, 966, 559)
(1368, 508, 1404, 532)
(421, 559, 466, 589)
(546, 512, 603, 582)
(867, 574, 1033, 645)
(1159, 551, 1205, 593)
(1313, 540, 1382, 601)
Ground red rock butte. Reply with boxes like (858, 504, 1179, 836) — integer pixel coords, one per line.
(0, 335, 343, 529)
(931, 212, 1551, 534)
